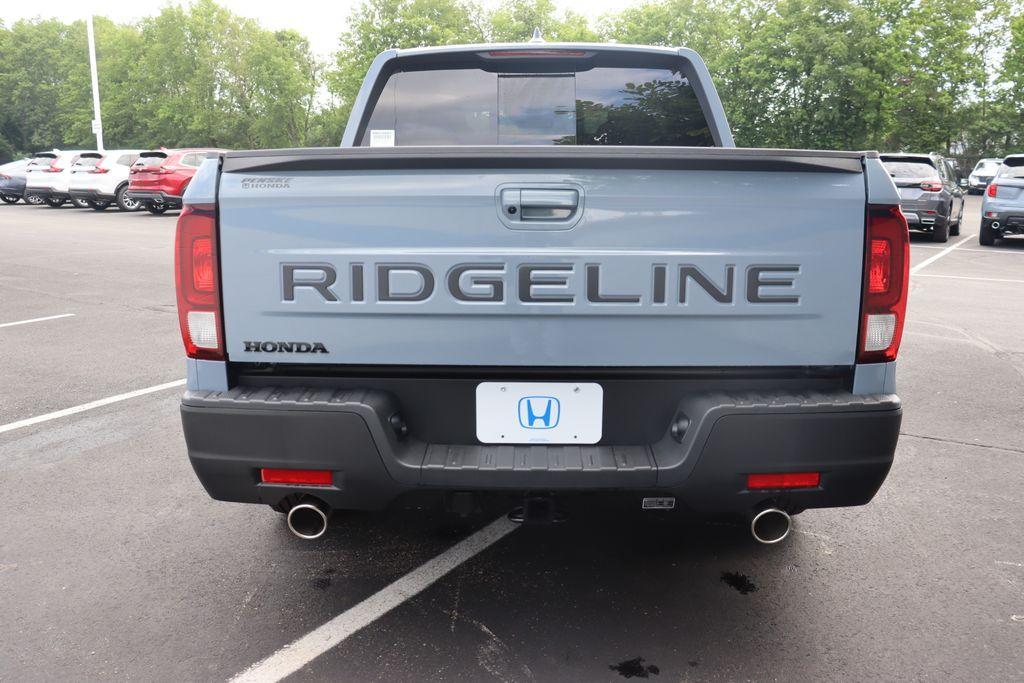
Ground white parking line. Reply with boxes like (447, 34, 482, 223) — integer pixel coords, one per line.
(0, 379, 186, 435)
(910, 234, 975, 274)
(0, 313, 75, 329)
(230, 516, 519, 683)
(916, 274, 1024, 285)
(914, 245, 1024, 255)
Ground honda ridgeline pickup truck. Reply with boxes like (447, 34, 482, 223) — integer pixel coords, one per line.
(176, 43, 908, 543)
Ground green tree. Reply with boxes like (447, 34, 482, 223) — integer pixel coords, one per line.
(599, 0, 741, 76)
(488, 0, 598, 42)
(129, 0, 320, 148)
(726, 0, 892, 149)
(879, 0, 988, 153)
(55, 18, 146, 148)
(1001, 8, 1024, 152)
(0, 19, 84, 151)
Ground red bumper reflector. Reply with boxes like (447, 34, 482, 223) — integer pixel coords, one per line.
(260, 469, 333, 486)
(747, 472, 821, 490)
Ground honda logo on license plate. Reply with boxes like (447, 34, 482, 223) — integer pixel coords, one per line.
(518, 396, 560, 429)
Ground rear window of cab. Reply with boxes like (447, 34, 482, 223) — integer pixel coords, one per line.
(358, 56, 714, 147)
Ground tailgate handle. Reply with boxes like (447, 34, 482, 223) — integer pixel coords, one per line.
(501, 188, 580, 222)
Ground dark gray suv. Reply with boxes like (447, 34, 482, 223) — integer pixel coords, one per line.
(881, 153, 964, 242)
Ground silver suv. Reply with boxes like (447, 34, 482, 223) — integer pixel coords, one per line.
(979, 154, 1024, 246)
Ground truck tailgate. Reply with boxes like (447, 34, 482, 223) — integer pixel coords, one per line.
(217, 147, 868, 367)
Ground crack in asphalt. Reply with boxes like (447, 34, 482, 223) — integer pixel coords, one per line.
(900, 432, 1024, 455)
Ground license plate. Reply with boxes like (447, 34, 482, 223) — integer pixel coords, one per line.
(475, 382, 603, 445)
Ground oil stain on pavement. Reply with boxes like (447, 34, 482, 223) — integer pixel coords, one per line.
(610, 657, 660, 678)
(720, 571, 758, 594)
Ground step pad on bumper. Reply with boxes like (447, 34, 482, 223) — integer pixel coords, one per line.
(422, 444, 655, 487)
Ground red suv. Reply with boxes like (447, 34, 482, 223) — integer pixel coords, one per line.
(127, 148, 225, 214)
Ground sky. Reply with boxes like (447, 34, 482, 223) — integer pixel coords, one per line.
(1, 0, 639, 56)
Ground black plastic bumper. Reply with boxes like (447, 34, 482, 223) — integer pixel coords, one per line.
(983, 215, 1024, 235)
(181, 385, 901, 516)
(24, 187, 67, 200)
(125, 190, 181, 207)
(69, 189, 116, 202)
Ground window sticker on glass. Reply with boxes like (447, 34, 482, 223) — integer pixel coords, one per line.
(369, 129, 396, 147)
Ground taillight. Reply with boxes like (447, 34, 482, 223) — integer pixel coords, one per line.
(987, 183, 998, 198)
(919, 180, 942, 192)
(175, 204, 224, 360)
(90, 167, 109, 174)
(157, 166, 178, 175)
(0, 173, 9, 180)
(858, 205, 909, 363)
(46, 163, 63, 173)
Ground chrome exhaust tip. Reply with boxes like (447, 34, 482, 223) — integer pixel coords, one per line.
(991, 221, 1000, 230)
(286, 499, 330, 540)
(750, 508, 792, 545)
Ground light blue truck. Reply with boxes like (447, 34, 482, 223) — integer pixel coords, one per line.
(175, 42, 909, 543)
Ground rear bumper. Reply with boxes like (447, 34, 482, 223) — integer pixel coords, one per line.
(900, 200, 945, 229)
(69, 189, 116, 202)
(0, 180, 25, 196)
(125, 190, 181, 207)
(181, 384, 901, 516)
(24, 187, 68, 200)
(982, 213, 1024, 235)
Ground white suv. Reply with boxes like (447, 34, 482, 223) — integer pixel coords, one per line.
(68, 150, 145, 211)
(24, 150, 94, 208)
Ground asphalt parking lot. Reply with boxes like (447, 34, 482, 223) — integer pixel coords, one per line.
(1, 196, 1022, 681)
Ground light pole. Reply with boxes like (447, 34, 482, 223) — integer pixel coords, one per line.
(86, 16, 104, 151)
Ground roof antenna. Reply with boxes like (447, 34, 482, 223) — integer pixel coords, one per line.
(529, 27, 544, 43)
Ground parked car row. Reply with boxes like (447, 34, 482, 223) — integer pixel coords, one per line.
(0, 147, 224, 214)
(877, 152, 1022, 246)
